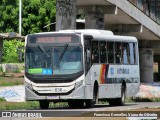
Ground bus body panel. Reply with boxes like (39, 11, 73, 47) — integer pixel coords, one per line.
(85, 64, 140, 99)
(24, 29, 140, 106)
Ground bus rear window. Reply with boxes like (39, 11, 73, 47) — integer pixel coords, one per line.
(27, 34, 80, 44)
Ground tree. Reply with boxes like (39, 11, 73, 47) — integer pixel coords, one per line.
(0, 0, 56, 35)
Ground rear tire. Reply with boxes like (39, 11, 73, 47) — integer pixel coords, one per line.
(119, 85, 126, 105)
(39, 100, 49, 109)
(116, 85, 126, 106)
(109, 85, 126, 106)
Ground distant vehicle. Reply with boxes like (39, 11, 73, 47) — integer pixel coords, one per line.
(24, 29, 140, 109)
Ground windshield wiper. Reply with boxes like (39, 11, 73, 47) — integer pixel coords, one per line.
(38, 44, 50, 57)
(59, 44, 68, 60)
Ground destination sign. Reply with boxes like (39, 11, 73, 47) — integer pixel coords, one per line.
(36, 36, 71, 43)
(28, 34, 80, 44)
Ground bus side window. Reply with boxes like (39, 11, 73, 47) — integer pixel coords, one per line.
(100, 41, 107, 63)
(92, 41, 99, 63)
(122, 43, 130, 64)
(134, 43, 138, 64)
(115, 42, 122, 64)
(129, 43, 135, 64)
(107, 42, 114, 63)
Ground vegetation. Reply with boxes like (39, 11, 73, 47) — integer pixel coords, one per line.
(132, 97, 160, 102)
(0, 101, 39, 110)
(3, 40, 24, 63)
(0, 97, 6, 102)
(0, 0, 56, 63)
(0, 101, 68, 110)
(0, 0, 56, 35)
(0, 76, 24, 86)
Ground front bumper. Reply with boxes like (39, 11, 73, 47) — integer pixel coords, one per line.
(25, 85, 85, 101)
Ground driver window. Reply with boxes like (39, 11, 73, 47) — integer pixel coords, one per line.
(92, 41, 99, 63)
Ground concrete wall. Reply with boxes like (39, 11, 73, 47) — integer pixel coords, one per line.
(107, 0, 160, 39)
(85, 13, 104, 29)
(0, 85, 25, 102)
(140, 49, 154, 83)
(56, 0, 76, 31)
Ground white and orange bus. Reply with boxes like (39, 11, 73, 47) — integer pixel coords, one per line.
(24, 29, 140, 109)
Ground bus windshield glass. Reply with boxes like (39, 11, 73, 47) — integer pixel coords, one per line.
(25, 34, 83, 75)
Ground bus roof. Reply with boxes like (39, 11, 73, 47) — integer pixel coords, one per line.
(59, 29, 137, 42)
(27, 29, 137, 42)
(59, 29, 114, 36)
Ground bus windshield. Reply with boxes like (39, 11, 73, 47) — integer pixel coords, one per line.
(25, 34, 83, 76)
(25, 45, 83, 75)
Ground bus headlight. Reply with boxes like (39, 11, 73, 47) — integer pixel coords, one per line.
(75, 80, 83, 89)
(25, 82, 33, 91)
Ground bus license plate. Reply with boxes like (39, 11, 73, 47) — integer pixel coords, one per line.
(47, 96, 59, 99)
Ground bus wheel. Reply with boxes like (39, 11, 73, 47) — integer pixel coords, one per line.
(86, 88, 97, 108)
(120, 85, 126, 105)
(39, 100, 49, 109)
(117, 85, 126, 106)
(68, 100, 84, 108)
(108, 99, 116, 106)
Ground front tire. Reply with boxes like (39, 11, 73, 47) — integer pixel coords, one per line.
(39, 100, 49, 109)
(68, 100, 84, 108)
(86, 87, 97, 108)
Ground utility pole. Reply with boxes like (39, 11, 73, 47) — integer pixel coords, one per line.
(19, 0, 22, 36)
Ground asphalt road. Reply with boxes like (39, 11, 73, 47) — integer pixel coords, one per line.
(33, 102, 160, 111)
(28, 102, 160, 117)
(0, 102, 160, 120)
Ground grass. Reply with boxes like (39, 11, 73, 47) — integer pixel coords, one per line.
(132, 97, 160, 102)
(0, 76, 24, 86)
(0, 97, 159, 110)
(0, 101, 39, 110)
(0, 101, 68, 110)
(98, 97, 160, 105)
(0, 80, 23, 86)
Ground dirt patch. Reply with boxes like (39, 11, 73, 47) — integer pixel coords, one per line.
(0, 73, 24, 86)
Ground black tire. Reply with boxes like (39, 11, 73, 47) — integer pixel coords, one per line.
(109, 86, 126, 106)
(68, 100, 84, 108)
(116, 85, 126, 106)
(120, 85, 126, 105)
(86, 88, 97, 108)
(39, 100, 49, 109)
(108, 99, 116, 106)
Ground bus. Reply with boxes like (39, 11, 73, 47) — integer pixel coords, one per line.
(24, 29, 140, 109)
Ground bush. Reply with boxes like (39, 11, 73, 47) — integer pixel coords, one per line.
(0, 97, 6, 102)
(2, 40, 24, 63)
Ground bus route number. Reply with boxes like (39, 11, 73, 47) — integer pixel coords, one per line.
(55, 88, 62, 93)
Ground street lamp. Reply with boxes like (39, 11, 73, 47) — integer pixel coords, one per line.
(19, 0, 22, 36)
